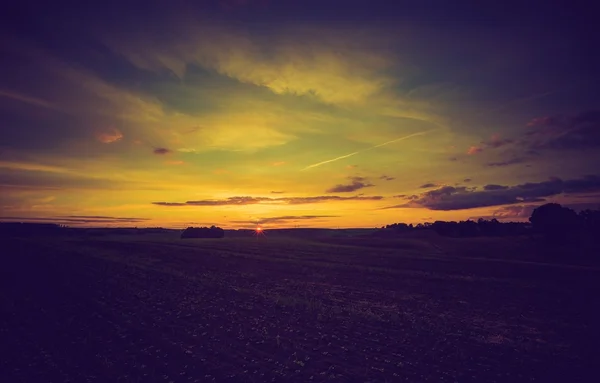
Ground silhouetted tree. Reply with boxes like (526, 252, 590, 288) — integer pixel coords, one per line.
(529, 203, 579, 242)
(380, 217, 530, 238)
(181, 225, 225, 239)
(579, 209, 600, 232)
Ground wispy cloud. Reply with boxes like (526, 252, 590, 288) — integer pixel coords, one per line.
(96, 127, 123, 144)
(486, 157, 526, 167)
(0, 89, 56, 109)
(153, 194, 384, 207)
(0, 215, 150, 224)
(0, 161, 71, 174)
(230, 215, 338, 225)
(466, 146, 483, 155)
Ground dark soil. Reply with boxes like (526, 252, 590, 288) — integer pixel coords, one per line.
(1, 235, 598, 382)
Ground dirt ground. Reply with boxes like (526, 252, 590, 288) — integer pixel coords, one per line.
(1, 235, 598, 382)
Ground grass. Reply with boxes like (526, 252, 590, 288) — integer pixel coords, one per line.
(1, 234, 598, 382)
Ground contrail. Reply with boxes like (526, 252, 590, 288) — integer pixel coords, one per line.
(302, 130, 432, 171)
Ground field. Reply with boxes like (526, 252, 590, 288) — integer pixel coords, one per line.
(1, 233, 598, 382)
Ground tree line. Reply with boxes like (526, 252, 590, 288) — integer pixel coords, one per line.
(381, 203, 600, 240)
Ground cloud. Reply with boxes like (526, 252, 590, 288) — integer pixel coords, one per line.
(272, 161, 286, 166)
(96, 127, 123, 144)
(152, 202, 187, 206)
(270, 190, 285, 194)
(186, 196, 271, 206)
(380, 175, 395, 181)
(383, 174, 600, 210)
(524, 110, 600, 150)
(153, 147, 172, 155)
(0, 161, 71, 174)
(231, 215, 338, 225)
(0, 166, 164, 191)
(419, 183, 437, 188)
(486, 157, 527, 167)
(165, 160, 185, 165)
(153, 194, 383, 206)
(466, 134, 515, 155)
(463, 178, 472, 182)
(483, 134, 514, 149)
(283, 195, 383, 204)
(483, 184, 509, 191)
(466, 146, 483, 155)
(1, 215, 150, 224)
(326, 176, 374, 193)
(0, 89, 56, 110)
(103, 20, 396, 106)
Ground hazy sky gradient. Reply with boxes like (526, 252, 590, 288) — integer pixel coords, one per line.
(1, 1, 599, 228)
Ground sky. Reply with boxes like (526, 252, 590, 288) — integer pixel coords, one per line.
(1, 0, 599, 229)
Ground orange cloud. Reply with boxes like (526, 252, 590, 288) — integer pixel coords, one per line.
(96, 127, 123, 143)
(165, 160, 184, 165)
(466, 146, 482, 155)
(272, 161, 286, 166)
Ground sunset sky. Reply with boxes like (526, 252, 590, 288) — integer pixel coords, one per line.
(1, 1, 599, 228)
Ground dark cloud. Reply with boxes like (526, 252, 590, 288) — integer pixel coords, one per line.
(419, 183, 437, 188)
(483, 134, 514, 149)
(270, 190, 285, 194)
(153, 147, 172, 155)
(285, 195, 383, 204)
(382, 174, 600, 211)
(153, 194, 384, 207)
(379, 175, 395, 181)
(483, 184, 509, 191)
(63, 215, 150, 221)
(186, 196, 271, 206)
(326, 176, 374, 193)
(463, 178, 472, 183)
(1, 215, 149, 224)
(525, 110, 600, 150)
(466, 134, 516, 156)
(486, 157, 527, 167)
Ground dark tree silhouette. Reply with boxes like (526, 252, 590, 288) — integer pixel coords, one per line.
(181, 225, 225, 239)
(579, 209, 600, 232)
(529, 203, 579, 241)
(381, 218, 529, 238)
